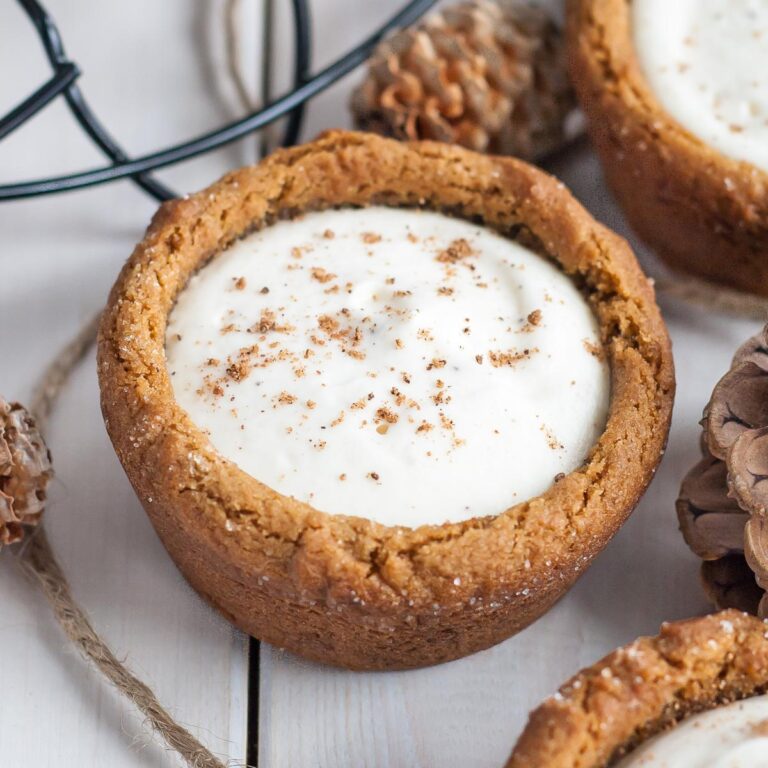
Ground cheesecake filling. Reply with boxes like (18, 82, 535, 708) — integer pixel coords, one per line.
(632, 0, 768, 172)
(165, 207, 609, 528)
(617, 693, 768, 768)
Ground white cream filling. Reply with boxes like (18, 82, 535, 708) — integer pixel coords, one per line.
(165, 207, 609, 528)
(633, 0, 768, 172)
(617, 693, 768, 768)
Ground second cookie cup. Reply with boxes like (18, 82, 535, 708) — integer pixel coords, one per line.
(568, 0, 768, 295)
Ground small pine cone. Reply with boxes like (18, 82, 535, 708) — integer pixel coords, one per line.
(350, 0, 575, 161)
(0, 398, 52, 546)
(677, 324, 768, 618)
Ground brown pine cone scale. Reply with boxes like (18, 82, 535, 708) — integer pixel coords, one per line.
(0, 398, 52, 546)
(351, 0, 575, 161)
(677, 325, 768, 618)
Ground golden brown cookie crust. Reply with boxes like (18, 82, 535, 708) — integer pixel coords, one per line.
(567, 0, 768, 295)
(507, 610, 768, 768)
(98, 131, 674, 670)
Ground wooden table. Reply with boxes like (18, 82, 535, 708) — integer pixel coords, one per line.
(0, 1, 759, 766)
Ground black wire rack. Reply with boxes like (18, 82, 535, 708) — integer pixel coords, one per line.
(0, 0, 438, 202)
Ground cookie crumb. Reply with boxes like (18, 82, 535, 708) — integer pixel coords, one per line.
(488, 348, 538, 367)
(436, 238, 474, 264)
(375, 407, 398, 424)
(311, 267, 337, 284)
(583, 339, 605, 360)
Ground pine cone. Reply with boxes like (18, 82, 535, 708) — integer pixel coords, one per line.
(0, 397, 52, 546)
(677, 325, 768, 618)
(350, 0, 575, 161)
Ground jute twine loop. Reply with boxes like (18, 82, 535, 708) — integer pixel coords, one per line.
(28, 313, 101, 431)
(17, 313, 230, 768)
(20, 533, 228, 768)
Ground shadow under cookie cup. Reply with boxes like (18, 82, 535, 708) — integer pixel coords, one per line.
(97, 130, 674, 670)
(567, 0, 768, 296)
(507, 610, 768, 768)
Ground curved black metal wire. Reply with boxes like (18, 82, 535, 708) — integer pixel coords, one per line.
(0, 0, 436, 201)
(16, 0, 175, 201)
(0, 62, 78, 141)
(280, 0, 312, 149)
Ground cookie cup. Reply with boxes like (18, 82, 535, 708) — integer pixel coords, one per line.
(98, 131, 673, 670)
(508, 610, 768, 767)
(567, 0, 768, 295)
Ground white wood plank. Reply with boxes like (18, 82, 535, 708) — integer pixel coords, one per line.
(257, 4, 761, 765)
(0, 1, 261, 764)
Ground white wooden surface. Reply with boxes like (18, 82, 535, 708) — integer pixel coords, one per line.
(0, 2, 761, 767)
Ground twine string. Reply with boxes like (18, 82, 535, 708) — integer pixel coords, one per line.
(29, 313, 101, 432)
(20, 533, 228, 768)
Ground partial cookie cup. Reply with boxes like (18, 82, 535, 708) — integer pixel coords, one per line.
(98, 131, 673, 670)
(507, 610, 768, 767)
(567, 0, 768, 296)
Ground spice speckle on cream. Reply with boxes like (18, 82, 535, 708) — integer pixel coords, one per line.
(633, 0, 768, 171)
(617, 694, 768, 767)
(165, 207, 609, 527)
